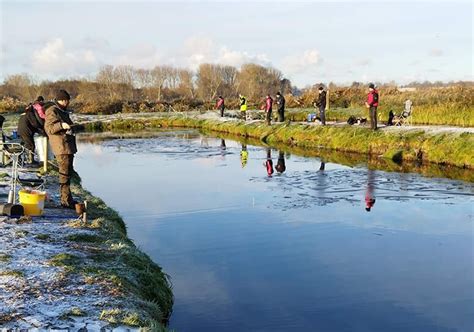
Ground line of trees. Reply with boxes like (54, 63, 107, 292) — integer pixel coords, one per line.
(0, 62, 472, 114)
(0, 63, 293, 105)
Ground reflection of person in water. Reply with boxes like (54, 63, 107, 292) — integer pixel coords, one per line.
(264, 148, 274, 177)
(319, 159, 325, 171)
(219, 138, 226, 159)
(240, 143, 248, 168)
(365, 169, 376, 212)
(275, 150, 286, 174)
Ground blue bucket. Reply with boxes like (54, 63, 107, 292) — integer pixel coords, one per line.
(307, 113, 316, 122)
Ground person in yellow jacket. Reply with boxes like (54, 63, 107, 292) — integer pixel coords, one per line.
(239, 94, 247, 120)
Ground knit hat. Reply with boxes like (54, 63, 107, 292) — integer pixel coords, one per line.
(56, 89, 71, 101)
(368, 83, 375, 89)
(36, 96, 44, 102)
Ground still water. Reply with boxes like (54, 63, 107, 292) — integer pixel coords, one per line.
(75, 130, 473, 332)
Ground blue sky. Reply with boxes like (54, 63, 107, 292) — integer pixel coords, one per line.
(1, 0, 472, 87)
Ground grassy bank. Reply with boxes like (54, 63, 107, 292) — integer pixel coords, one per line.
(85, 117, 474, 170)
(283, 106, 474, 127)
(67, 174, 174, 329)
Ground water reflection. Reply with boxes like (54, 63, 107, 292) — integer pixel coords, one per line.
(365, 169, 376, 212)
(240, 144, 248, 168)
(275, 150, 286, 174)
(264, 148, 274, 177)
(75, 130, 474, 332)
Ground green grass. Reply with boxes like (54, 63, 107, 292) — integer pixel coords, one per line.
(60, 307, 86, 320)
(86, 117, 474, 170)
(0, 253, 11, 263)
(99, 309, 143, 326)
(66, 233, 104, 243)
(0, 270, 24, 278)
(48, 253, 81, 268)
(35, 234, 51, 241)
(62, 183, 174, 328)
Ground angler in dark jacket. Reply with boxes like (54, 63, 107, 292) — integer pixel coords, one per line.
(17, 96, 46, 164)
(275, 92, 285, 122)
(315, 86, 327, 125)
(44, 89, 83, 209)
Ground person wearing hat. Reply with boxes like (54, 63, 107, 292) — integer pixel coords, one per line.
(275, 92, 285, 122)
(216, 96, 225, 117)
(264, 94, 273, 125)
(239, 94, 247, 120)
(17, 96, 46, 164)
(44, 89, 82, 209)
(315, 86, 327, 125)
(365, 83, 379, 130)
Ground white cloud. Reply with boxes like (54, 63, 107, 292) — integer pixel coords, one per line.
(429, 48, 444, 57)
(31, 38, 98, 76)
(281, 49, 321, 75)
(217, 47, 270, 67)
(167, 37, 271, 70)
(114, 43, 162, 68)
(354, 58, 372, 66)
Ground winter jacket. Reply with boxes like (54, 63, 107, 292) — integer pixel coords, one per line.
(276, 94, 285, 111)
(216, 98, 225, 110)
(316, 91, 327, 108)
(44, 102, 77, 155)
(265, 96, 273, 112)
(367, 89, 379, 107)
(239, 96, 247, 111)
(17, 102, 46, 136)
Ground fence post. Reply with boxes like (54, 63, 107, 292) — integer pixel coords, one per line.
(43, 136, 48, 173)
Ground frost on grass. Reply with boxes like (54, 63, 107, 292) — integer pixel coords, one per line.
(0, 172, 171, 330)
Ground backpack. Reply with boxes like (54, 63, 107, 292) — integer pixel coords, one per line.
(372, 91, 379, 105)
(347, 115, 357, 125)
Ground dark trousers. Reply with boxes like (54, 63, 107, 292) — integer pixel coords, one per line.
(18, 126, 35, 163)
(266, 111, 272, 125)
(319, 106, 326, 125)
(56, 154, 75, 206)
(370, 106, 378, 130)
(220, 107, 224, 117)
(278, 109, 285, 122)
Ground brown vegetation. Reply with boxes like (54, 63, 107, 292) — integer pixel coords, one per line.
(1, 64, 472, 126)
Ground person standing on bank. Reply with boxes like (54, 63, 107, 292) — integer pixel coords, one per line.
(264, 94, 273, 125)
(216, 96, 225, 117)
(17, 96, 46, 164)
(44, 89, 80, 209)
(275, 92, 285, 122)
(239, 94, 247, 120)
(315, 86, 327, 125)
(365, 83, 379, 130)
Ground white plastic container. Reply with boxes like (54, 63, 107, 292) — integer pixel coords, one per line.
(34, 135, 54, 161)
